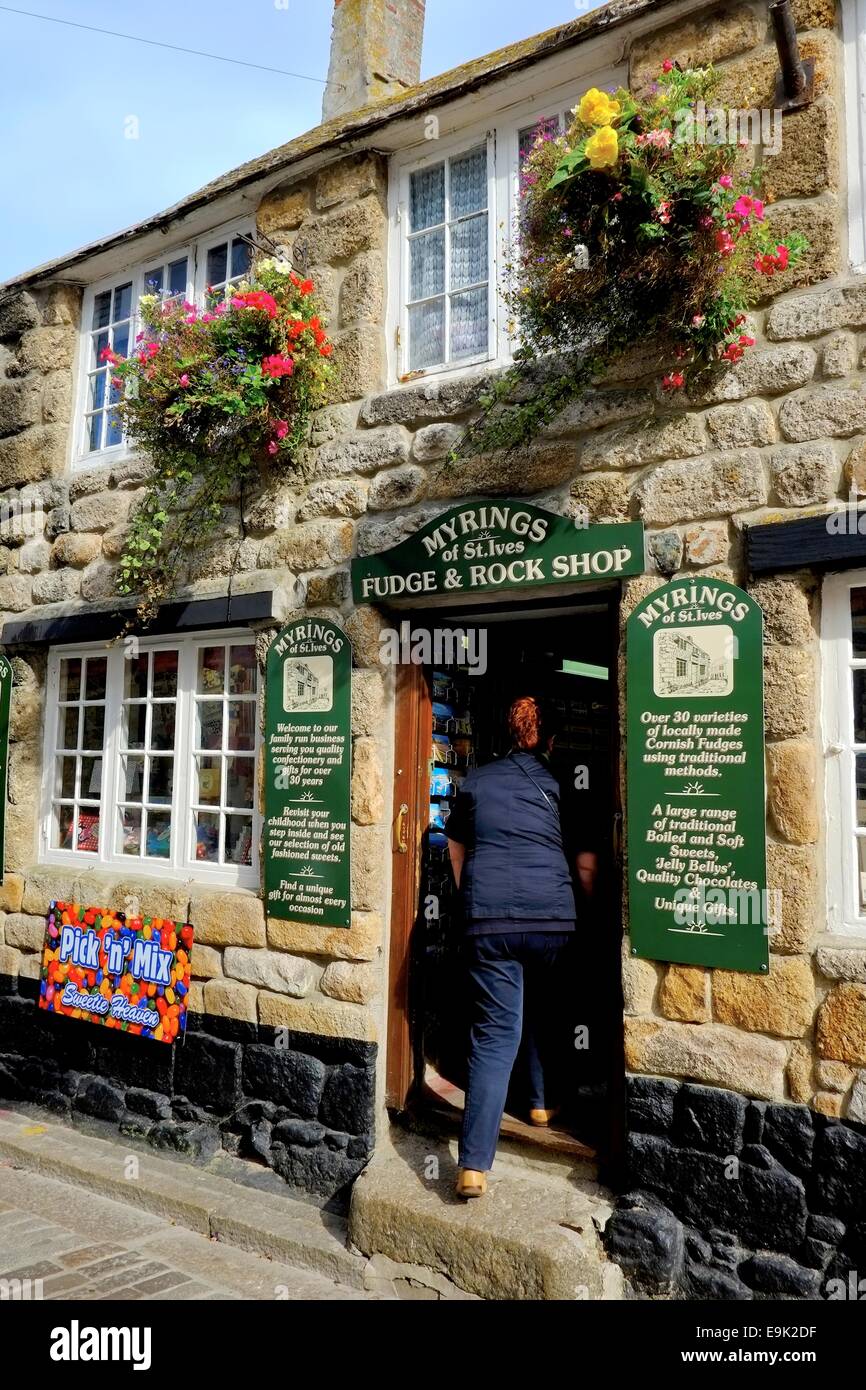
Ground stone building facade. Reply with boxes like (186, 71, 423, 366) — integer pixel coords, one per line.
(0, 0, 865, 1298)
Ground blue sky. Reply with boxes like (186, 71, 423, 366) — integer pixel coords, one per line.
(0, 0, 594, 282)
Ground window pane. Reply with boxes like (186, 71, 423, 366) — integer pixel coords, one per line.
(855, 669, 866, 745)
(76, 808, 100, 854)
(112, 323, 130, 358)
(85, 657, 107, 701)
(105, 412, 124, 448)
(153, 650, 179, 698)
(194, 811, 221, 863)
(88, 373, 106, 412)
(62, 706, 80, 750)
(53, 803, 75, 850)
(168, 257, 188, 296)
(87, 413, 103, 453)
(197, 702, 224, 750)
(144, 266, 164, 294)
(55, 756, 77, 798)
(81, 756, 102, 798)
(148, 757, 174, 804)
(450, 286, 489, 360)
(231, 237, 251, 280)
(113, 283, 133, 322)
(124, 654, 149, 700)
(409, 227, 445, 301)
(120, 806, 142, 856)
(450, 146, 487, 218)
(226, 815, 253, 866)
(229, 645, 256, 694)
(125, 703, 147, 749)
(227, 757, 254, 809)
(410, 163, 445, 231)
(198, 647, 225, 693)
(123, 756, 145, 802)
(450, 214, 487, 290)
(852, 588, 866, 655)
(228, 701, 255, 751)
(145, 810, 172, 859)
(150, 703, 176, 751)
(196, 755, 222, 806)
(856, 755, 866, 827)
(82, 705, 105, 749)
(408, 298, 445, 371)
(859, 836, 866, 912)
(206, 243, 228, 287)
(59, 658, 81, 702)
(92, 290, 112, 330)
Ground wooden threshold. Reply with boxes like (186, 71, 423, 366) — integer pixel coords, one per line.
(418, 1071, 598, 1163)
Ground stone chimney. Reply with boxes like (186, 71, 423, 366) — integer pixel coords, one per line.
(323, 0, 426, 121)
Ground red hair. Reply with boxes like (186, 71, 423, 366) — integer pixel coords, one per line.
(508, 696, 544, 751)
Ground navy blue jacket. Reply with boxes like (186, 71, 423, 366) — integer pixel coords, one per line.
(445, 750, 578, 925)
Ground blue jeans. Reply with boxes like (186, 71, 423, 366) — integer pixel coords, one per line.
(459, 931, 573, 1172)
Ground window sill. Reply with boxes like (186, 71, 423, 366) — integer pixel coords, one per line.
(30, 860, 260, 909)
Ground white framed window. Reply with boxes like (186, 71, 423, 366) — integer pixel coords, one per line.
(41, 631, 260, 887)
(843, 0, 866, 273)
(74, 222, 254, 468)
(388, 70, 625, 384)
(822, 571, 866, 937)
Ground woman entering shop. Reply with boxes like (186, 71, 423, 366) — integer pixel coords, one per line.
(445, 695, 598, 1199)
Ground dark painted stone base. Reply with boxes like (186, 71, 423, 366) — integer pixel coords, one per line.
(0, 975, 376, 1206)
(605, 1075, 866, 1300)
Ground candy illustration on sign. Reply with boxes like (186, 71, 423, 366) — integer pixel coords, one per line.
(38, 902, 194, 1042)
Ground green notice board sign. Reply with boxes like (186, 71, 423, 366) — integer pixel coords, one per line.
(0, 655, 10, 883)
(626, 579, 769, 974)
(264, 619, 351, 928)
(351, 499, 644, 603)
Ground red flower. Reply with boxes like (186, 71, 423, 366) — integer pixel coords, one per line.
(261, 354, 294, 378)
(298, 279, 314, 295)
(662, 59, 674, 73)
(232, 290, 279, 319)
(275, 419, 289, 440)
(722, 343, 745, 363)
(100, 347, 121, 365)
(319, 343, 334, 358)
(738, 334, 756, 348)
(661, 372, 685, 391)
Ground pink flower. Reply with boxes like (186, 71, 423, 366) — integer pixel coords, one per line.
(699, 214, 714, 229)
(662, 59, 674, 73)
(722, 342, 745, 363)
(99, 346, 120, 365)
(232, 290, 279, 320)
(184, 312, 197, 324)
(179, 374, 190, 387)
(738, 334, 756, 348)
(267, 441, 279, 455)
(718, 174, 734, 189)
(731, 194, 764, 225)
(657, 199, 672, 224)
(692, 314, 705, 327)
(637, 128, 673, 150)
(261, 354, 294, 379)
(275, 419, 289, 440)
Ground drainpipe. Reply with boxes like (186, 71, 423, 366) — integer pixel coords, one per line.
(769, 0, 815, 112)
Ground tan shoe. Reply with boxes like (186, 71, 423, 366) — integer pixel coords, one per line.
(456, 1168, 487, 1198)
(529, 1106, 560, 1127)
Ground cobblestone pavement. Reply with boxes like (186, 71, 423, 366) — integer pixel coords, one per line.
(0, 1161, 375, 1301)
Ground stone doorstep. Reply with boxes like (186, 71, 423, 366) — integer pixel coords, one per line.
(0, 1108, 366, 1290)
(347, 1128, 624, 1302)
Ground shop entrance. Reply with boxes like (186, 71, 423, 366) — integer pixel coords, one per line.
(386, 589, 624, 1167)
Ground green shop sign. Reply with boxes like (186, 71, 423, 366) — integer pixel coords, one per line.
(352, 499, 644, 603)
(0, 655, 10, 882)
(264, 619, 351, 929)
(626, 579, 769, 974)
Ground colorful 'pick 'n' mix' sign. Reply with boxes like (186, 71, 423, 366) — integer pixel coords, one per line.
(38, 902, 194, 1043)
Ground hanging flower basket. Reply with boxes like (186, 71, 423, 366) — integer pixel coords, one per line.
(459, 64, 807, 458)
(106, 258, 335, 624)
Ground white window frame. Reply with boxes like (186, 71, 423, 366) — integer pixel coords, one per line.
(388, 68, 625, 385)
(843, 0, 866, 274)
(40, 630, 261, 888)
(822, 570, 866, 938)
(73, 219, 255, 470)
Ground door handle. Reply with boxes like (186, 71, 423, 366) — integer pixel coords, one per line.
(395, 802, 410, 854)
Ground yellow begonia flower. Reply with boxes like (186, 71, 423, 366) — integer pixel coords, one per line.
(578, 87, 622, 127)
(585, 125, 619, 170)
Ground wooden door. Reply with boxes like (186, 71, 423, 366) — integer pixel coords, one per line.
(385, 660, 430, 1109)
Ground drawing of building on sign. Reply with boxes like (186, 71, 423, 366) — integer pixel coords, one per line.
(653, 626, 733, 698)
(283, 655, 334, 713)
